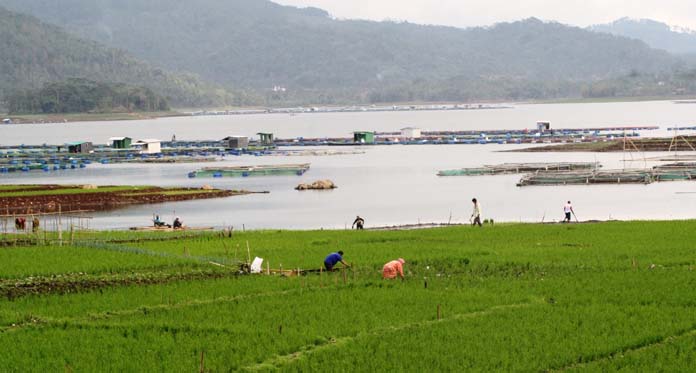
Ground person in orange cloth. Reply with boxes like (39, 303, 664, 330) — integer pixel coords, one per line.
(382, 258, 405, 280)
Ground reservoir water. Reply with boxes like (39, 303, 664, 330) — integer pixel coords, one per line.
(1, 101, 695, 229)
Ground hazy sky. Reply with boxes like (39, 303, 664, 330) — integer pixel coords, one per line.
(272, 0, 696, 29)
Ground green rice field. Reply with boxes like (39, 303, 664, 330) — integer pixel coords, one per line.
(1, 221, 695, 371)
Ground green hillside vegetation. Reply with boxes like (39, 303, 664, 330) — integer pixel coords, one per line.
(0, 6, 244, 109)
(590, 18, 696, 55)
(1, 0, 692, 104)
(0, 221, 695, 370)
(7, 78, 169, 114)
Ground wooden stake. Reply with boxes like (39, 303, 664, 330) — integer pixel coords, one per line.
(199, 350, 205, 373)
(342, 268, 347, 284)
(267, 261, 270, 275)
(437, 304, 441, 320)
(246, 241, 251, 265)
(69, 224, 74, 245)
(320, 266, 323, 288)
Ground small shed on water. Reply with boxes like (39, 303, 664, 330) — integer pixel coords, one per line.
(133, 139, 161, 154)
(353, 131, 375, 144)
(257, 133, 274, 146)
(109, 137, 132, 149)
(223, 136, 249, 149)
(67, 141, 94, 154)
(401, 127, 422, 139)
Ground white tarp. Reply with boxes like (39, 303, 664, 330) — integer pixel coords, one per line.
(250, 257, 264, 274)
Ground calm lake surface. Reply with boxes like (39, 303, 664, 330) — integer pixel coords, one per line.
(1, 101, 695, 230)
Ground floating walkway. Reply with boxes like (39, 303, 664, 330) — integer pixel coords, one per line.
(188, 164, 310, 178)
(437, 162, 599, 176)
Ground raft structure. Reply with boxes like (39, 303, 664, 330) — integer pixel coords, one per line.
(516, 163, 696, 186)
(437, 162, 599, 177)
(188, 163, 311, 178)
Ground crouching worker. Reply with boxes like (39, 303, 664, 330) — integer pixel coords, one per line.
(324, 251, 349, 272)
(382, 258, 405, 280)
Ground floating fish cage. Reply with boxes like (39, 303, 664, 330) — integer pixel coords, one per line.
(438, 162, 599, 177)
(517, 169, 653, 186)
(652, 163, 696, 181)
(189, 163, 310, 178)
(0, 160, 88, 174)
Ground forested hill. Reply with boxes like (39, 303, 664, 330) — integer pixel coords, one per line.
(0, 6, 237, 108)
(0, 0, 692, 104)
(590, 18, 696, 55)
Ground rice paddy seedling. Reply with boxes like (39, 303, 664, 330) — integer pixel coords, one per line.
(0, 221, 694, 371)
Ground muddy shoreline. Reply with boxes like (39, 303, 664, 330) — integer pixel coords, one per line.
(0, 185, 261, 214)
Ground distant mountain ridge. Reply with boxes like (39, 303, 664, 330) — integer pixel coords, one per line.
(0, 6, 238, 108)
(590, 18, 696, 55)
(0, 1, 694, 104)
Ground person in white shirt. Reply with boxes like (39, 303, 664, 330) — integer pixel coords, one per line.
(471, 198, 482, 227)
(563, 201, 574, 223)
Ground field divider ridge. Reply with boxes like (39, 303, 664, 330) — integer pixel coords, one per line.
(242, 297, 544, 371)
(546, 325, 696, 372)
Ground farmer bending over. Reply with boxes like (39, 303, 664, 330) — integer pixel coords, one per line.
(324, 251, 349, 271)
(383, 258, 406, 280)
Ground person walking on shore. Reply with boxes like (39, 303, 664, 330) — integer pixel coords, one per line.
(471, 198, 482, 227)
(352, 216, 365, 230)
(563, 201, 575, 223)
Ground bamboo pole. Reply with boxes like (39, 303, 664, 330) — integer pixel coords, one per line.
(199, 351, 205, 373)
(246, 241, 251, 265)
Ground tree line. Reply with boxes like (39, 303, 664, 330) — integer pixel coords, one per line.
(8, 79, 169, 114)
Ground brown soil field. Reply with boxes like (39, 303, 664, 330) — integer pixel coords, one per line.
(0, 185, 255, 214)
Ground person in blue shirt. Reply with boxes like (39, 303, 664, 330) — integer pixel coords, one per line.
(324, 251, 349, 271)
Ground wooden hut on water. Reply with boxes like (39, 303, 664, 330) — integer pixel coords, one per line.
(353, 131, 375, 144)
(401, 127, 422, 139)
(257, 133, 274, 146)
(109, 137, 132, 149)
(67, 141, 94, 154)
(223, 136, 249, 149)
(133, 139, 161, 154)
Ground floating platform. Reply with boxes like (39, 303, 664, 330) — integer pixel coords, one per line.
(652, 163, 696, 181)
(516, 165, 696, 186)
(438, 162, 599, 176)
(517, 169, 653, 186)
(189, 163, 310, 178)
